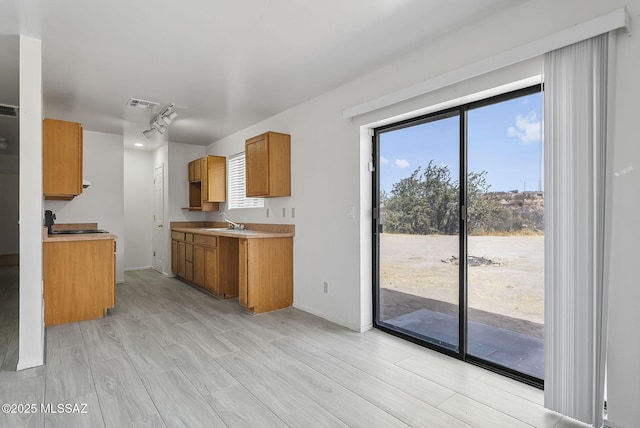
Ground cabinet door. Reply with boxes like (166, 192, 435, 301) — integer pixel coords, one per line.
(238, 239, 249, 307)
(177, 241, 186, 278)
(185, 261, 193, 282)
(185, 243, 193, 263)
(188, 161, 195, 182)
(43, 118, 83, 199)
(194, 159, 201, 181)
(171, 240, 178, 274)
(205, 156, 226, 202)
(245, 136, 269, 197)
(193, 245, 205, 287)
(245, 132, 290, 197)
(218, 237, 239, 298)
(204, 247, 219, 295)
(200, 157, 209, 201)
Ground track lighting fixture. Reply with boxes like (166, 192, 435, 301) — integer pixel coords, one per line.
(143, 102, 177, 138)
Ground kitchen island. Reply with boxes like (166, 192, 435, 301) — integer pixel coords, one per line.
(43, 225, 117, 326)
(171, 222, 294, 314)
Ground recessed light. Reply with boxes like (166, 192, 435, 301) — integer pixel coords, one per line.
(134, 143, 144, 147)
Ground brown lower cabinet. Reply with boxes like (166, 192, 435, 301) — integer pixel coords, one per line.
(171, 229, 292, 313)
(238, 237, 293, 313)
(172, 231, 224, 296)
(44, 238, 115, 326)
(192, 234, 220, 295)
(172, 232, 194, 281)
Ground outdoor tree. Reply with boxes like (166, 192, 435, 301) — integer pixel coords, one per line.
(382, 161, 516, 235)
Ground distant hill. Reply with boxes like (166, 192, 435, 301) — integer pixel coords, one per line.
(477, 191, 544, 235)
(380, 162, 545, 235)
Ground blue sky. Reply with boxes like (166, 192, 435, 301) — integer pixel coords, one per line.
(379, 92, 542, 193)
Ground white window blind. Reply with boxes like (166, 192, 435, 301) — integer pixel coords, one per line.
(227, 152, 264, 210)
(543, 33, 610, 427)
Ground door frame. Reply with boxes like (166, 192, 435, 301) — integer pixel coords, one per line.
(152, 163, 165, 273)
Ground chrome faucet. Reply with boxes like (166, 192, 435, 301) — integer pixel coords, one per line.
(223, 215, 245, 230)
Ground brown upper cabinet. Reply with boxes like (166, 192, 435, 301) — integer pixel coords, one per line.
(188, 155, 226, 211)
(201, 156, 226, 203)
(43, 118, 83, 200)
(188, 160, 196, 182)
(245, 131, 291, 197)
(189, 159, 202, 182)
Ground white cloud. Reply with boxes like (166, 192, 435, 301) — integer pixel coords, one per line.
(507, 111, 541, 143)
(380, 156, 389, 164)
(395, 159, 410, 168)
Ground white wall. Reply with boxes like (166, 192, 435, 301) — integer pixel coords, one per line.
(0, 154, 19, 255)
(201, 1, 640, 425)
(604, 6, 640, 427)
(44, 131, 125, 282)
(18, 35, 43, 370)
(123, 149, 153, 270)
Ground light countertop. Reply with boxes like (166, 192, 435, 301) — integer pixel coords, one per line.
(42, 227, 118, 243)
(171, 227, 294, 239)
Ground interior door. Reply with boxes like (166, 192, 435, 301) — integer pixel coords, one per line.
(152, 164, 164, 273)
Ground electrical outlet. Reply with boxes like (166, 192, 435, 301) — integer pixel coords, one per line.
(323, 281, 328, 293)
(282, 207, 286, 217)
(266, 208, 270, 218)
(291, 207, 296, 218)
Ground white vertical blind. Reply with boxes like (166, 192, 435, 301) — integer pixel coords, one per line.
(543, 33, 610, 427)
(227, 152, 264, 210)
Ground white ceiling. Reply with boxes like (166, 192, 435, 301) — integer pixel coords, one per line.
(0, 0, 525, 151)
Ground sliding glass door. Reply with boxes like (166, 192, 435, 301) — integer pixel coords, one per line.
(376, 112, 461, 352)
(374, 86, 544, 385)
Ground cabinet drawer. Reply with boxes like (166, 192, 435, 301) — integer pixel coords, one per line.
(194, 234, 217, 248)
(185, 233, 194, 242)
(171, 231, 185, 241)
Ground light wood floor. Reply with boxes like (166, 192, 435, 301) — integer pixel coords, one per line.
(0, 269, 588, 428)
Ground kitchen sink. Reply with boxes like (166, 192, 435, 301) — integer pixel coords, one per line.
(202, 228, 242, 231)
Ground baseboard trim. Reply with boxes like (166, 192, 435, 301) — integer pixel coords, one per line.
(123, 266, 153, 272)
(17, 357, 44, 371)
(292, 303, 372, 332)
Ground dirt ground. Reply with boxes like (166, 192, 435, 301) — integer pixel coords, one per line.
(380, 234, 544, 335)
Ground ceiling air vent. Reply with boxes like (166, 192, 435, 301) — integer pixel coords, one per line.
(125, 98, 159, 110)
(0, 104, 18, 117)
